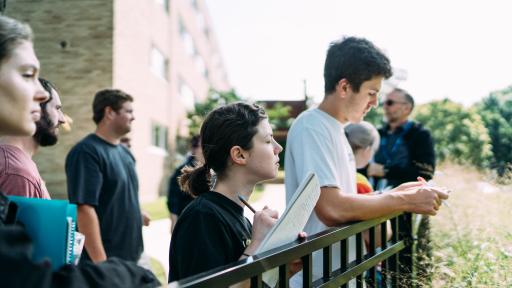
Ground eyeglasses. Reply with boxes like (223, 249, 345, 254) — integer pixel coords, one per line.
(383, 99, 407, 106)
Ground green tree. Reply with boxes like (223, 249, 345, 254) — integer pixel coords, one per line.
(476, 85, 512, 175)
(261, 102, 294, 130)
(187, 89, 243, 136)
(364, 107, 384, 127)
(413, 99, 492, 168)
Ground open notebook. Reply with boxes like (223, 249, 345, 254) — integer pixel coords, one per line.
(254, 172, 321, 287)
(8, 196, 78, 270)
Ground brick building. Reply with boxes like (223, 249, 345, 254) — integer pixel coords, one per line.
(6, 0, 229, 201)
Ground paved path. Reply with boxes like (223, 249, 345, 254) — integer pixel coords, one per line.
(143, 184, 286, 279)
(142, 218, 171, 276)
(243, 184, 286, 220)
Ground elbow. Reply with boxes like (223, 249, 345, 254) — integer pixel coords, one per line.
(315, 205, 354, 226)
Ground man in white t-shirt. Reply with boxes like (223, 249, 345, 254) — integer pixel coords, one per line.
(285, 37, 449, 286)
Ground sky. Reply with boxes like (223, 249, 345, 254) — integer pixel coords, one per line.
(204, 0, 512, 106)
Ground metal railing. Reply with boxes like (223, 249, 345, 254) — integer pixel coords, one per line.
(169, 212, 415, 287)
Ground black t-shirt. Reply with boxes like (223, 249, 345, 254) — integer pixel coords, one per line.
(166, 155, 195, 216)
(66, 134, 143, 262)
(168, 191, 252, 283)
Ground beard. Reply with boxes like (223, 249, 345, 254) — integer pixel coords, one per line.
(33, 114, 58, 147)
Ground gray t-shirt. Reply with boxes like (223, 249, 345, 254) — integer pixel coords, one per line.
(285, 108, 357, 287)
(66, 134, 143, 263)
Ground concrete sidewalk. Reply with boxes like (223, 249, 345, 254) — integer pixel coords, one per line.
(243, 184, 286, 220)
(142, 218, 171, 276)
(143, 184, 286, 279)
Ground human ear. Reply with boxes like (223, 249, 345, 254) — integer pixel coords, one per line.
(104, 106, 115, 120)
(336, 79, 350, 97)
(230, 146, 248, 165)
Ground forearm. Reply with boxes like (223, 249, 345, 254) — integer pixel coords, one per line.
(77, 205, 107, 263)
(316, 188, 409, 225)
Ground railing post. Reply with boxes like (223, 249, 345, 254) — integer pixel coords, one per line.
(356, 233, 363, 288)
(279, 264, 289, 288)
(380, 220, 388, 286)
(340, 239, 348, 288)
(323, 245, 332, 280)
(251, 274, 263, 288)
(302, 253, 313, 288)
(398, 212, 414, 287)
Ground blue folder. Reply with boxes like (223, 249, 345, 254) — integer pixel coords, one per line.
(8, 196, 77, 271)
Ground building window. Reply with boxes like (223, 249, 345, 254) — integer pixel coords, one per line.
(195, 56, 207, 79)
(179, 17, 187, 38)
(155, 0, 169, 13)
(190, 0, 199, 11)
(179, 17, 197, 57)
(151, 123, 168, 150)
(203, 26, 210, 39)
(150, 46, 169, 81)
(179, 78, 196, 111)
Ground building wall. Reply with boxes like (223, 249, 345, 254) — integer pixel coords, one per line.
(113, 0, 229, 202)
(113, 0, 173, 202)
(7, 0, 114, 199)
(7, 0, 229, 202)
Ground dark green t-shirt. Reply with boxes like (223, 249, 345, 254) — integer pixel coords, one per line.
(168, 191, 252, 283)
(66, 134, 142, 263)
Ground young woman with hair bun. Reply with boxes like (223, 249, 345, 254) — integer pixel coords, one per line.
(169, 102, 302, 285)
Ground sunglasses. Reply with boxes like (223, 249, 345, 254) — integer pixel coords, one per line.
(383, 99, 407, 106)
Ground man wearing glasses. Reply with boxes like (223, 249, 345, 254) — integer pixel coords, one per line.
(367, 88, 435, 188)
(367, 87, 436, 286)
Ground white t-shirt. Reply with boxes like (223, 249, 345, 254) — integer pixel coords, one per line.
(285, 108, 357, 287)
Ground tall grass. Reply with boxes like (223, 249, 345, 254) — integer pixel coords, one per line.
(429, 164, 512, 287)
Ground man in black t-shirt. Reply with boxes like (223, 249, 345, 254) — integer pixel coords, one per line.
(66, 89, 148, 264)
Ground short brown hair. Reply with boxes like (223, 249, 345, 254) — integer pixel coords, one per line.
(92, 89, 133, 124)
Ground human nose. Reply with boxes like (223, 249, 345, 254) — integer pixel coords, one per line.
(273, 139, 283, 154)
(369, 94, 378, 108)
(34, 81, 49, 104)
(58, 110, 66, 125)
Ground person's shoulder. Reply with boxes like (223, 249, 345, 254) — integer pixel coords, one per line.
(294, 108, 326, 124)
(410, 122, 432, 137)
(0, 145, 36, 175)
(0, 144, 22, 163)
(67, 134, 106, 164)
(119, 144, 135, 161)
(70, 134, 97, 150)
(290, 109, 332, 135)
(179, 196, 218, 217)
(175, 196, 224, 230)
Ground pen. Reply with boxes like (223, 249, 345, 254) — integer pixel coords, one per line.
(238, 194, 256, 213)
